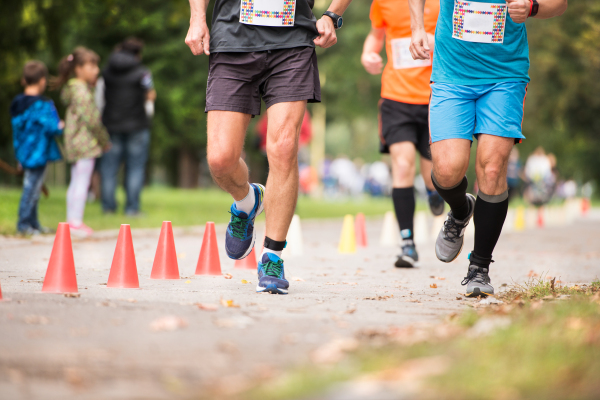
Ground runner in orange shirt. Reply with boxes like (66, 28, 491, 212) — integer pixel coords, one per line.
(362, 0, 443, 268)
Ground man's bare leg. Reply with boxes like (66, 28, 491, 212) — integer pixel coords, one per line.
(206, 110, 252, 201)
(263, 101, 307, 242)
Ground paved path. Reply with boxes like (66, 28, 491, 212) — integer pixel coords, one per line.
(1, 212, 599, 399)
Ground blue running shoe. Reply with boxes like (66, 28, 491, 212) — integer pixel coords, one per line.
(257, 252, 289, 295)
(225, 183, 265, 260)
(428, 190, 445, 216)
(395, 229, 419, 268)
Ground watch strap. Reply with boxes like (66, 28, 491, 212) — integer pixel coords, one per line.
(323, 11, 341, 29)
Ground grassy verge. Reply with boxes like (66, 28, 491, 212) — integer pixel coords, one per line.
(227, 280, 600, 400)
(0, 186, 404, 235)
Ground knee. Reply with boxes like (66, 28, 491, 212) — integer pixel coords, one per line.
(207, 149, 239, 177)
(433, 159, 466, 187)
(266, 128, 298, 168)
(392, 157, 414, 180)
(478, 157, 505, 185)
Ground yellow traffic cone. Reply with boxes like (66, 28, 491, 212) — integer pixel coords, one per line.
(338, 214, 356, 254)
(514, 206, 526, 231)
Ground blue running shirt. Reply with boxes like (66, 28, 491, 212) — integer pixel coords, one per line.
(431, 0, 530, 85)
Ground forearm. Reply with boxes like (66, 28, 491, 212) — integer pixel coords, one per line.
(533, 0, 567, 19)
(326, 0, 352, 15)
(409, 0, 427, 31)
(189, 0, 210, 23)
(363, 29, 384, 55)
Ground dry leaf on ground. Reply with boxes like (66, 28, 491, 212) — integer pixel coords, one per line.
(220, 299, 240, 308)
(363, 295, 393, 301)
(150, 316, 188, 331)
(223, 273, 233, 279)
(64, 293, 80, 298)
(430, 276, 446, 280)
(196, 303, 218, 311)
(430, 284, 438, 289)
(292, 277, 305, 281)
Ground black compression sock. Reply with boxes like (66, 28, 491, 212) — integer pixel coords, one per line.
(432, 174, 470, 220)
(392, 187, 415, 240)
(471, 190, 509, 268)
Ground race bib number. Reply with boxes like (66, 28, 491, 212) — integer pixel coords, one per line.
(391, 37, 432, 69)
(240, 0, 296, 27)
(452, 0, 507, 44)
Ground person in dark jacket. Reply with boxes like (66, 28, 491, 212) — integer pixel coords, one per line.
(99, 38, 156, 215)
(11, 61, 64, 234)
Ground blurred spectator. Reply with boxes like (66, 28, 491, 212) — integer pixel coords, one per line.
(330, 155, 364, 196)
(364, 161, 391, 196)
(11, 61, 63, 235)
(506, 147, 521, 202)
(55, 47, 110, 237)
(98, 38, 156, 216)
(523, 147, 556, 206)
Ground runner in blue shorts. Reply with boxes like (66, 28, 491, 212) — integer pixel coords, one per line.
(408, 0, 567, 297)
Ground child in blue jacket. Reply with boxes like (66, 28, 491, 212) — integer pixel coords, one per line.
(10, 61, 63, 235)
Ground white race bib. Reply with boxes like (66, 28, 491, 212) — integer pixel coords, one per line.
(240, 0, 296, 27)
(452, 0, 507, 44)
(391, 37, 433, 69)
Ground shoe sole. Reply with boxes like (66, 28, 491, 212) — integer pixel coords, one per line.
(465, 287, 493, 298)
(228, 184, 266, 260)
(394, 256, 419, 268)
(435, 193, 476, 263)
(256, 284, 288, 295)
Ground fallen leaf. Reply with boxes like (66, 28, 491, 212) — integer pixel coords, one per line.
(363, 295, 393, 301)
(456, 297, 462, 300)
(241, 279, 249, 284)
(430, 284, 438, 289)
(223, 273, 233, 279)
(292, 277, 305, 281)
(196, 303, 218, 311)
(220, 298, 240, 308)
(345, 308, 357, 314)
(185, 280, 191, 284)
(64, 293, 80, 298)
(430, 276, 446, 280)
(150, 316, 188, 331)
(407, 299, 420, 303)
(385, 310, 397, 313)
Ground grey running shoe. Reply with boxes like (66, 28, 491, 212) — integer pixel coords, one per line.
(395, 240, 419, 268)
(462, 264, 494, 297)
(435, 193, 476, 262)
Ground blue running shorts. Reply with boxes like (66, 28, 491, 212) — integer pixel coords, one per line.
(429, 82, 528, 143)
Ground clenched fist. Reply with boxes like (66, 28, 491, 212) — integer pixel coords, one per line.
(507, 0, 530, 23)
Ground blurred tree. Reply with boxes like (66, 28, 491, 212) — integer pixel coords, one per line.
(0, 0, 598, 188)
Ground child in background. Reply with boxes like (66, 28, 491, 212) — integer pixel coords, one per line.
(11, 61, 64, 235)
(52, 47, 110, 237)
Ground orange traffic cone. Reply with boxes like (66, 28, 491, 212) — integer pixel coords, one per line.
(151, 221, 180, 280)
(0, 279, 3, 300)
(355, 213, 368, 247)
(42, 222, 78, 293)
(107, 224, 139, 288)
(537, 207, 545, 228)
(235, 247, 257, 269)
(582, 198, 590, 215)
(195, 222, 222, 275)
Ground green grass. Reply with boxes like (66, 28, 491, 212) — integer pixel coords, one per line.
(234, 280, 600, 400)
(0, 186, 403, 235)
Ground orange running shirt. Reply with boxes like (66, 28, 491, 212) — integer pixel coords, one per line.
(370, 0, 439, 105)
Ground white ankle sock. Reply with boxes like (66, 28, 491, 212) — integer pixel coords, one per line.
(261, 248, 283, 259)
(234, 184, 255, 214)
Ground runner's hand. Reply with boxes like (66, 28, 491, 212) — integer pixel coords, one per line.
(507, 0, 530, 23)
(410, 28, 430, 60)
(361, 52, 383, 75)
(314, 17, 337, 48)
(185, 19, 211, 55)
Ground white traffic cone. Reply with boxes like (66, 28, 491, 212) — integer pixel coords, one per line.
(380, 211, 399, 247)
(282, 214, 303, 258)
(413, 211, 428, 244)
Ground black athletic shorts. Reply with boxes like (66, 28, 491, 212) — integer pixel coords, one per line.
(205, 46, 321, 116)
(378, 98, 431, 160)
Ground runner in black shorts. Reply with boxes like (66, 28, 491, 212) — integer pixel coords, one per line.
(186, 0, 353, 295)
(362, 0, 444, 269)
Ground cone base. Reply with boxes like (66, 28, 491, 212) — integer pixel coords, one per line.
(107, 283, 140, 288)
(42, 288, 78, 294)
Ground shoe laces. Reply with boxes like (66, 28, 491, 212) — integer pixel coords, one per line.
(461, 266, 488, 286)
(442, 215, 465, 243)
(262, 259, 284, 278)
(228, 212, 250, 239)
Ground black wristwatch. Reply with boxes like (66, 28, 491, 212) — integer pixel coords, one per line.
(529, 0, 539, 17)
(323, 11, 343, 30)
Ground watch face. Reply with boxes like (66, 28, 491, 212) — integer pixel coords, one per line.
(338, 17, 343, 28)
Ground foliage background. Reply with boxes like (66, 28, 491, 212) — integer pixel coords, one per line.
(0, 0, 598, 187)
